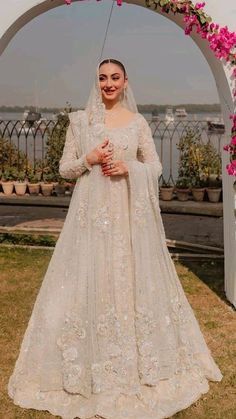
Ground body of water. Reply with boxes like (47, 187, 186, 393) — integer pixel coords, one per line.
(0, 111, 224, 182)
(0, 111, 222, 121)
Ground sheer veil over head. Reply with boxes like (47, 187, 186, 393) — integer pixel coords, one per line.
(85, 60, 138, 125)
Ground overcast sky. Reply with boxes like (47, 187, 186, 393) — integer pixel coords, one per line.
(0, 0, 219, 108)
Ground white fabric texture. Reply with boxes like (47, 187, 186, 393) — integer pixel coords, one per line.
(8, 66, 223, 419)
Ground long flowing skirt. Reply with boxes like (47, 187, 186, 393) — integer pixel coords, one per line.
(8, 167, 222, 419)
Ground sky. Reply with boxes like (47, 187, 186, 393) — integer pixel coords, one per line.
(0, 0, 219, 108)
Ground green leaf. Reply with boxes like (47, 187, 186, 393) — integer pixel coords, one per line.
(159, 0, 170, 7)
(199, 15, 207, 24)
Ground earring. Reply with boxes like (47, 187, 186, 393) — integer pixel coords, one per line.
(123, 87, 127, 101)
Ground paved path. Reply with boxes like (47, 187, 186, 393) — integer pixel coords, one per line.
(0, 194, 223, 248)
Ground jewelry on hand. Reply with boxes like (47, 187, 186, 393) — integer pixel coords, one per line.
(108, 141, 114, 152)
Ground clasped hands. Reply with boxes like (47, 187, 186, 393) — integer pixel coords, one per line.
(86, 138, 128, 177)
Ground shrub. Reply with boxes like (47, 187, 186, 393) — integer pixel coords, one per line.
(0, 137, 28, 172)
(44, 103, 72, 181)
(176, 128, 221, 187)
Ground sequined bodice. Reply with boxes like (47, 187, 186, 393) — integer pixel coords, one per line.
(103, 113, 139, 161)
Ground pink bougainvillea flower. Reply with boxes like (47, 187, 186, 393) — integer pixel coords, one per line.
(233, 68, 236, 77)
(230, 114, 236, 125)
(185, 27, 192, 35)
(195, 2, 206, 10)
(65, 0, 72, 4)
(226, 163, 236, 175)
(231, 136, 236, 146)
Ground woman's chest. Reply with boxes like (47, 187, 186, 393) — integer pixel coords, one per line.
(89, 124, 139, 161)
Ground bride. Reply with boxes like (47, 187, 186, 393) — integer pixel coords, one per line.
(8, 58, 222, 419)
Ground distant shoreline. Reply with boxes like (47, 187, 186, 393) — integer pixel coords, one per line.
(0, 104, 221, 114)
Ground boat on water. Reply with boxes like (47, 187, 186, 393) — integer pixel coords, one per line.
(206, 116, 225, 133)
(151, 110, 159, 122)
(17, 110, 48, 135)
(165, 108, 175, 124)
(23, 109, 42, 124)
(175, 108, 188, 118)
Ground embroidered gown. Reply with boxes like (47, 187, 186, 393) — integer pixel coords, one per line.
(8, 111, 222, 419)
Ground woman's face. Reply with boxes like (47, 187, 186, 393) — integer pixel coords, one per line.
(98, 62, 127, 104)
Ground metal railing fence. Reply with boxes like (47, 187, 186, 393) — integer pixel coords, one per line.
(0, 118, 224, 183)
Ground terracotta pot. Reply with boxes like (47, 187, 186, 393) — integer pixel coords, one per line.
(40, 182, 54, 196)
(28, 183, 40, 195)
(160, 187, 174, 201)
(1, 181, 14, 195)
(14, 182, 27, 196)
(191, 187, 205, 202)
(69, 184, 75, 194)
(206, 187, 222, 203)
(64, 183, 75, 196)
(176, 188, 190, 202)
(54, 184, 66, 196)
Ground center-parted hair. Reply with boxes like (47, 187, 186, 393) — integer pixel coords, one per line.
(99, 59, 127, 78)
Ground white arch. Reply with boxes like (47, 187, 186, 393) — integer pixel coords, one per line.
(0, 0, 236, 307)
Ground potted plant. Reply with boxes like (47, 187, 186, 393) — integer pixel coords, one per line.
(27, 170, 41, 195)
(14, 171, 27, 196)
(191, 177, 207, 202)
(201, 143, 222, 203)
(206, 176, 222, 203)
(40, 172, 55, 196)
(65, 179, 76, 196)
(54, 175, 67, 196)
(159, 181, 174, 201)
(177, 128, 222, 203)
(1, 167, 18, 195)
(175, 177, 191, 201)
(176, 128, 202, 201)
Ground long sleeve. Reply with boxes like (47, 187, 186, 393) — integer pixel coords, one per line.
(136, 115, 162, 177)
(59, 123, 92, 179)
(125, 114, 163, 222)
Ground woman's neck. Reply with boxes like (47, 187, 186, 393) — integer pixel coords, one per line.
(103, 99, 123, 111)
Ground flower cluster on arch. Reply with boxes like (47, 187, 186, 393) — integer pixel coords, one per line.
(64, 0, 236, 178)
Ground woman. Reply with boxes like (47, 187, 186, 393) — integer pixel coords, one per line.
(8, 59, 222, 419)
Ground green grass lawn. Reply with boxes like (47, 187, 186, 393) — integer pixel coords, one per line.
(0, 246, 235, 419)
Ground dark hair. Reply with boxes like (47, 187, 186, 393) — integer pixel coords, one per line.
(99, 59, 127, 77)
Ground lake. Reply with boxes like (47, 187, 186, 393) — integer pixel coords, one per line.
(0, 112, 224, 182)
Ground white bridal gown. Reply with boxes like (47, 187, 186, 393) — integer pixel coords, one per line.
(8, 111, 223, 419)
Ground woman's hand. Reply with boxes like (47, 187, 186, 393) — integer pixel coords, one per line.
(86, 139, 113, 166)
(101, 160, 129, 177)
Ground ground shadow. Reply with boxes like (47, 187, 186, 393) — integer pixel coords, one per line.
(181, 259, 235, 310)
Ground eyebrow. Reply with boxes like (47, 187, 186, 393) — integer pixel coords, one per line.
(99, 73, 121, 77)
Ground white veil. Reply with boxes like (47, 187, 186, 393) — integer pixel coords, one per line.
(65, 59, 222, 401)
(84, 61, 138, 126)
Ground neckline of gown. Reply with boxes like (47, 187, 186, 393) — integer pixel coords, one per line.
(104, 112, 139, 131)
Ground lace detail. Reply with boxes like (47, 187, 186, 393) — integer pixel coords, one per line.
(133, 192, 151, 227)
(76, 200, 88, 227)
(56, 311, 90, 397)
(136, 114, 162, 178)
(92, 205, 111, 233)
(59, 123, 91, 179)
(8, 111, 223, 419)
(96, 305, 120, 339)
(93, 304, 139, 393)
